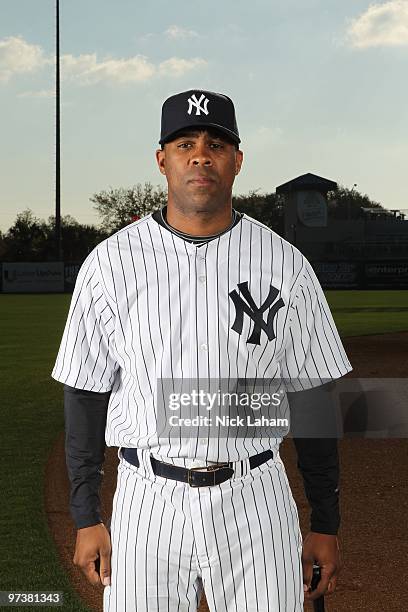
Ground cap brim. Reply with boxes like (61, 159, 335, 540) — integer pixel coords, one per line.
(160, 123, 240, 145)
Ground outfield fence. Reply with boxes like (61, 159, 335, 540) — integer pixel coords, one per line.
(0, 261, 81, 293)
(0, 260, 407, 292)
(312, 260, 408, 289)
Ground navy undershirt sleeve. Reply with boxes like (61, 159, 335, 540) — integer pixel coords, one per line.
(63, 384, 110, 529)
(288, 380, 341, 536)
(292, 436, 340, 535)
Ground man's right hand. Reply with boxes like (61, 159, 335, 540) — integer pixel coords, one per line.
(73, 523, 112, 587)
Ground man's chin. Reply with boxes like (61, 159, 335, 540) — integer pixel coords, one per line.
(187, 190, 218, 206)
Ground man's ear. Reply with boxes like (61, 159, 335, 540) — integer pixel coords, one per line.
(235, 149, 243, 175)
(156, 148, 166, 176)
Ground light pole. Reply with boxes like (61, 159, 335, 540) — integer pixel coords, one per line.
(55, 0, 62, 260)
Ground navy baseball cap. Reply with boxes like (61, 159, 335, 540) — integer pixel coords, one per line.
(159, 89, 241, 145)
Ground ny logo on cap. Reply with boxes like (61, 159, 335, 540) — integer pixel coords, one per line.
(187, 93, 209, 116)
(229, 282, 285, 345)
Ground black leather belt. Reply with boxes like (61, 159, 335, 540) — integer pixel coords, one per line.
(121, 448, 274, 487)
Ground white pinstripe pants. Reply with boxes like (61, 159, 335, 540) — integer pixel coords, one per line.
(103, 448, 304, 612)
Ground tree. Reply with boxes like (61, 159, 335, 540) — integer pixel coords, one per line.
(1, 209, 109, 262)
(90, 182, 167, 234)
(47, 214, 109, 261)
(233, 190, 284, 234)
(0, 229, 7, 260)
(327, 185, 384, 220)
(2, 209, 48, 261)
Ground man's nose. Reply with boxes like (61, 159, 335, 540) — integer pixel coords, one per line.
(191, 144, 212, 166)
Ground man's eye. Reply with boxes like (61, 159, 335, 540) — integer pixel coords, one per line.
(176, 141, 223, 149)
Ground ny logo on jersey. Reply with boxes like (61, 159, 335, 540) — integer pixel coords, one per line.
(229, 281, 285, 345)
(187, 93, 209, 116)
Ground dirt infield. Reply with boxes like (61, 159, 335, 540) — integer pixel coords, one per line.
(45, 332, 408, 611)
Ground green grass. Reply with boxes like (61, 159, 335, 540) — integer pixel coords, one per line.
(325, 290, 408, 336)
(0, 289, 407, 610)
(0, 294, 90, 611)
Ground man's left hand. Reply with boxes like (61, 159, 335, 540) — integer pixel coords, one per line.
(301, 531, 342, 601)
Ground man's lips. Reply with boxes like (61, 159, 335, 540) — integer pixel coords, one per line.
(188, 176, 215, 185)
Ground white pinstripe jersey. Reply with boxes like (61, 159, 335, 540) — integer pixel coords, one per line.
(51, 212, 352, 462)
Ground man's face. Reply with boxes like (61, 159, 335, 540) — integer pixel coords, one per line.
(156, 128, 243, 213)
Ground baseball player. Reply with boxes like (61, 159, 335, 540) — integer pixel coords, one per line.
(51, 89, 352, 611)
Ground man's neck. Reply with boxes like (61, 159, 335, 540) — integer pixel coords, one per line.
(151, 206, 243, 247)
(165, 204, 234, 237)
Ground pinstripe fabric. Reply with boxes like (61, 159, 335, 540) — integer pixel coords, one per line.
(103, 447, 304, 612)
(52, 210, 352, 611)
(51, 212, 352, 462)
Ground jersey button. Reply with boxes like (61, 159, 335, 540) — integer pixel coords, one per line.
(200, 343, 208, 351)
(199, 275, 206, 283)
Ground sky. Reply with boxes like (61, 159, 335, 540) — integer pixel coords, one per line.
(1, 0, 408, 232)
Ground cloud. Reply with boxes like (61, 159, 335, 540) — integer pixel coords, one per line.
(61, 53, 156, 84)
(0, 35, 207, 87)
(245, 126, 284, 151)
(165, 25, 199, 40)
(0, 35, 49, 81)
(158, 57, 206, 77)
(255, 126, 283, 142)
(61, 53, 206, 84)
(17, 88, 55, 98)
(346, 0, 408, 48)
(138, 32, 155, 43)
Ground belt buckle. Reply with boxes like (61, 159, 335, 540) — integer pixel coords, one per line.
(206, 463, 229, 471)
(187, 463, 230, 487)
